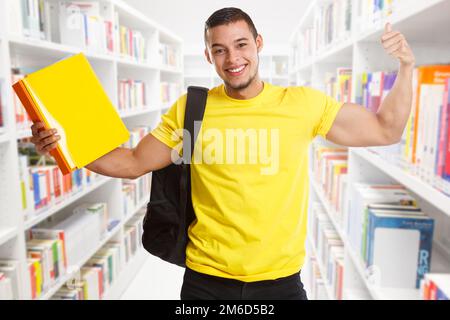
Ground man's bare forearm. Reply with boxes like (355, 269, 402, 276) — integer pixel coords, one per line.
(376, 64, 414, 143)
(376, 23, 416, 144)
(85, 147, 138, 179)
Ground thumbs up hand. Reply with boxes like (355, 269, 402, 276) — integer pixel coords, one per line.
(381, 23, 415, 67)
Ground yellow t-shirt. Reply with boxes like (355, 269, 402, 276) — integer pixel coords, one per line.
(151, 82, 343, 282)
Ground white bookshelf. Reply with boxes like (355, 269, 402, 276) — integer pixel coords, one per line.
(290, 0, 450, 300)
(183, 52, 289, 91)
(0, 0, 184, 300)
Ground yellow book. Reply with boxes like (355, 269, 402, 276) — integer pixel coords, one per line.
(12, 53, 130, 175)
(33, 260, 42, 298)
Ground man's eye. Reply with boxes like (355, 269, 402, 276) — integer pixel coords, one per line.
(239, 43, 247, 47)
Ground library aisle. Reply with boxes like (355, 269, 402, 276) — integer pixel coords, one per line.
(120, 255, 183, 300)
(1, 0, 450, 302)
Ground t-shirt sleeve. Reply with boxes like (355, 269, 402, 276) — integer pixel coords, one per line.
(150, 94, 187, 153)
(302, 87, 344, 139)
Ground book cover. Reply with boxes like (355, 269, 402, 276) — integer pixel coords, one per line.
(367, 210, 434, 289)
(12, 53, 130, 175)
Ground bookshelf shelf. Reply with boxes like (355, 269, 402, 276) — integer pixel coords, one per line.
(0, 227, 17, 247)
(24, 177, 114, 230)
(38, 197, 148, 300)
(352, 149, 450, 215)
(38, 220, 123, 300)
(291, 0, 450, 300)
(0, 0, 183, 300)
(0, 132, 10, 144)
(119, 107, 160, 118)
(102, 248, 147, 300)
(311, 165, 450, 300)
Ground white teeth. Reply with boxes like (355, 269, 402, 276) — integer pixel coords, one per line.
(229, 65, 245, 73)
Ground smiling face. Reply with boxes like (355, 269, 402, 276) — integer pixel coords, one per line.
(204, 20, 263, 92)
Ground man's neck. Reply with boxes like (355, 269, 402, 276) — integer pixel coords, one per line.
(224, 77, 264, 100)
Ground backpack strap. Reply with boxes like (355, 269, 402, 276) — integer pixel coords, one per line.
(182, 86, 208, 163)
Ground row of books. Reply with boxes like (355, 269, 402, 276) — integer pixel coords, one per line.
(355, 65, 450, 193)
(305, 255, 330, 300)
(17, 148, 101, 218)
(0, 260, 20, 300)
(26, 229, 67, 299)
(159, 43, 180, 68)
(50, 209, 145, 300)
(325, 68, 353, 103)
(26, 201, 118, 299)
(347, 183, 434, 289)
(401, 66, 450, 186)
(123, 209, 145, 264)
(292, 0, 352, 67)
(119, 24, 146, 62)
(51, 241, 122, 300)
(118, 79, 147, 111)
(311, 143, 348, 221)
(10, 1, 151, 62)
(309, 202, 344, 300)
(120, 126, 151, 214)
(122, 174, 151, 218)
(356, 0, 395, 32)
(161, 82, 181, 105)
(421, 273, 450, 300)
(12, 71, 33, 132)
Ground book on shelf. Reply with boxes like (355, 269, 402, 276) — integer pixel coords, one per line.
(325, 68, 352, 103)
(12, 53, 130, 175)
(118, 79, 147, 111)
(367, 207, 434, 289)
(119, 25, 147, 61)
(399, 65, 450, 182)
(0, 260, 21, 300)
(295, 0, 352, 66)
(35, 202, 110, 267)
(306, 255, 329, 300)
(308, 202, 344, 300)
(17, 144, 100, 216)
(0, 80, 4, 129)
(347, 183, 436, 289)
(421, 273, 450, 300)
(159, 43, 179, 68)
(50, 241, 123, 300)
(160, 82, 181, 105)
(357, 0, 395, 31)
(26, 238, 65, 293)
(0, 273, 13, 300)
(347, 183, 416, 259)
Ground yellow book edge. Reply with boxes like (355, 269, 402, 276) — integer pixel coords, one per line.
(22, 78, 77, 170)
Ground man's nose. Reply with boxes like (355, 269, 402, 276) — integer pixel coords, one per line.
(226, 49, 241, 65)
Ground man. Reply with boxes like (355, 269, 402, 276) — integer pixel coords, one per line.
(30, 8, 415, 300)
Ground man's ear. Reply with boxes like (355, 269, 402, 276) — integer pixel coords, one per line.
(256, 34, 264, 53)
(204, 48, 212, 64)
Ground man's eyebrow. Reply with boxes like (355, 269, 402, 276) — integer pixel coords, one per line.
(211, 38, 250, 48)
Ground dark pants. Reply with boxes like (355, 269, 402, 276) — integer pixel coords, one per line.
(180, 267, 308, 300)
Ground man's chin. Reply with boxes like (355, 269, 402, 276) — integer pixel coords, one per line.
(225, 78, 252, 90)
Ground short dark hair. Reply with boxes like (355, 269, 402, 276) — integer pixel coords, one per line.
(204, 7, 258, 45)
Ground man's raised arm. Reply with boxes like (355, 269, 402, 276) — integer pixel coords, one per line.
(326, 23, 416, 147)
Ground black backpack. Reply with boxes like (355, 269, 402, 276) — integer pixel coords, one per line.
(142, 86, 208, 267)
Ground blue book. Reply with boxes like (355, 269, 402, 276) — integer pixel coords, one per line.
(367, 209, 434, 289)
(32, 171, 40, 209)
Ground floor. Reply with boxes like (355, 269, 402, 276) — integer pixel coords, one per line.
(120, 254, 185, 300)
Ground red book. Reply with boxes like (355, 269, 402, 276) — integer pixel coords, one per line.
(28, 261, 36, 299)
